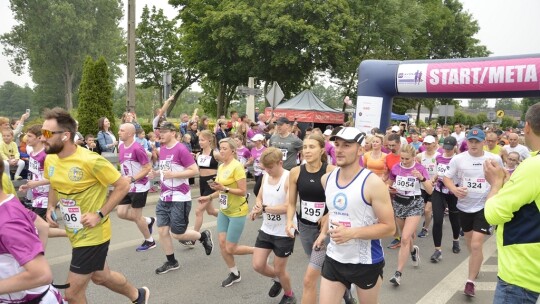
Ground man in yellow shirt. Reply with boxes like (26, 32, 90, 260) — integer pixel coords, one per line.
(42, 108, 149, 304)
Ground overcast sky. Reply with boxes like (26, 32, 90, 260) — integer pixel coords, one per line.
(1, 0, 539, 90)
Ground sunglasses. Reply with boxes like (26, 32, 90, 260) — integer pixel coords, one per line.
(41, 129, 64, 139)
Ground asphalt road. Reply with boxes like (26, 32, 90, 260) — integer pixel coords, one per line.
(45, 181, 499, 304)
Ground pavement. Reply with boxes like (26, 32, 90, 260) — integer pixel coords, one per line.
(44, 180, 500, 304)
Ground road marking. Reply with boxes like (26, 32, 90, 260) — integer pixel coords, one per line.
(417, 235, 497, 304)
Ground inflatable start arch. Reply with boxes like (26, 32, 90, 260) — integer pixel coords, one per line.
(354, 54, 540, 133)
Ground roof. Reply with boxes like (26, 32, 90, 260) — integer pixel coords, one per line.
(276, 90, 341, 113)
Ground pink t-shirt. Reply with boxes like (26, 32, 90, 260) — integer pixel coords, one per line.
(389, 162, 430, 196)
(119, 141, 150, 192)
(28, 149, 50, 208)
(159, 142, 196, 202)
(250, 146, 267, 176)
(236, 146, 251, 167)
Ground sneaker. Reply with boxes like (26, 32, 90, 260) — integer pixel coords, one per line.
(430, 249, 442, 263)
(155, 261, 179, 274)
(464, 281, 475, 297)
(201, 230, 214, 255)
(179, 240, 196, 248)
(417, 228, 429, 238)
(452, 240, 461, 254)
(133, 286, 150, 304)
(268, 280, 282, 297)
(278, 294, 297, 304)
(136, 240, 156, 252)
(389, 271, 401, 286)
(222, 271, 241, 287)
(343, 288, 357, 304)
(411, 245, 420, 267)
(387, 238, 401, 249)
(147, 217, 155, 235)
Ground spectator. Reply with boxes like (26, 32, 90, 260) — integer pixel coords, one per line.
(1, 129, 25, 180)
(84, 134, 99, 153)
(97, 117, 118, 153)
(215, 119, 228, 143)
(187, 121, 201, 154)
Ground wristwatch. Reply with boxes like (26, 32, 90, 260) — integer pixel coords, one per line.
(97, 210, 105, 219)
(262, 205, 267, 213)
(419, 177, 427, 182)
(225, 187, 230, 193)
(131, 177, 136, 183)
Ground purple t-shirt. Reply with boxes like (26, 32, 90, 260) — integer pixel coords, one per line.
(236, 146, 251, 167)
(434, 153, 454, 194)
(250, 146, 267, 176)
(389, 162, 430, 196)
(119, 141, 150, 193)
(28, 149, 50, 208)
(159, 142, 196, 202)
(325, 142, 336, 165)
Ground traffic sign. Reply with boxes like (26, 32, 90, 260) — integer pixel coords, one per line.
(488, 111, 496, 121)
(496, 110, 505, 118)
(266, 82, 284, 109)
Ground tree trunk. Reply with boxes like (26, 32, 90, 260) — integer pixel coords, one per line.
(416, 102, 421, 126)
(217, 81, 225, 117)
(64, 65, 73, 111)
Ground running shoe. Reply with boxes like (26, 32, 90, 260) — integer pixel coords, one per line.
(222, 272, 241, 287)
(136, 240, 156, 252)
(134, 286, 150, 304)
(452, 240, 461, 254)
(201, 230, 214, 255)
(389, 271, 401, 286)
(268, 280, 282, 297)
(411, 245, 420, 267)
(155, 261, 180, 274)
(417, 228, 429, 238)
(464, 281, 475, 297)
(430, 249, 442, 263)
(387, 238, 401, 249)
(179, 240, 196, 248)
(278, 294, 297, 304)
(147, 217, 155, 234)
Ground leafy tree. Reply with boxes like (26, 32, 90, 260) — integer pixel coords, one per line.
(77, 56, 115, 137)
(136, 5, 201, 115)
(521, 97, 540, 120)
(1, 0, 124, 111)
(469, 98, 488, 109)
(0, 81, 34, 117)
(496, 98, 519, 111)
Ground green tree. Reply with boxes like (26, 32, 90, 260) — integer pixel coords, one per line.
(0, 81, 34, 117)
(77, 56, 115, 137)
(496, 98, 519, 111)
(1, 0, 124, 111)
(521, 97, 540, 120)
(469, 98, 488, 109)
(136, 5, 201, 115)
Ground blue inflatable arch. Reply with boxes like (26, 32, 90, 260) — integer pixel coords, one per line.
(354, 54, 540, 133)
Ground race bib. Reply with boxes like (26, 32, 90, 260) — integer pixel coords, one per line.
(219, 193, 228, 209)
(265, 213, 283, 222)
(253, 159, 262, 174)
(436, 164, 449, 177)
(425, 163, 436, 176)
(395, 175, 416, 192)
(59, 199, 83, 230)
(280, 149, 288, 161)
(197, 155, 211, 167)
(301, 200, 325, 223)
(28, 158, 40, 175)
(463, 177, 487, 194)
(329, 214, 354, 245)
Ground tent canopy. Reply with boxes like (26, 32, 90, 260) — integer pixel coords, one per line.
(391, 112, 409, 121)
(265, 90, 345, 124)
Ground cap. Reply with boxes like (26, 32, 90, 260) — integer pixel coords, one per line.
(251, 134, 265, 142)
(276, 117, 291, 125)
(323, 129, 332, 136)
(467, 128, 485, 141)
(423, 135, 436, 144)
(442, 136, 457, 150)
(330, 127, 366, 145)
(391, 126, 400, 133)
(158, 121, 177, 131)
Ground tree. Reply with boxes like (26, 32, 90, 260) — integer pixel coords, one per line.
(77, 56, 115, 137)
(521, 97, 540, 120)
(136, 5, 201, 115)
(496, 98, 519, 111)
(0, 81, 34, 117)
(469, 98, 488, 109)
(1, 0, 124, 111)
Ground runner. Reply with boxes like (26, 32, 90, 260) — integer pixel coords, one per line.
(250, 147, 297, 304)
(429, 136, 462, 263)
(268, 117, 303, 171)
(362, 134, 387, 180)
(385, 133, 402, 249)
(246, 133, 267, 197)
(387, 144, 433, 286)
(442, 127, 503, 297)
(484, 103, 540, 304)
(150, 122, 214, 274)
(42, 107, 149, 303)
(198, 137, 255, 287)
(117, 123, 156, 252)
(416, 135, 438, 238)
(318, 127, 395, 304)
(504, 151, 520, 175)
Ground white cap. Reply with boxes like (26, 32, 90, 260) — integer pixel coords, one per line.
(391, 126, 400, 132)
(323, 129, 332, 136)
(329, 127, 366, 145)
(423, 135, 436, 144)
(251, 134, 265, 142)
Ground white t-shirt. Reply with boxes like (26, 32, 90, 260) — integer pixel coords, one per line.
(503, 144, 530, 161)
(451, 132, 466, 147)
(444, 151, 503, 213)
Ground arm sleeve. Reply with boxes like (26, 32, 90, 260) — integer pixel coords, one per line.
(0, 219, 43, 266)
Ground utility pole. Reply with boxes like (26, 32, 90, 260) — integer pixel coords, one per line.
(126, 0, 136, 112)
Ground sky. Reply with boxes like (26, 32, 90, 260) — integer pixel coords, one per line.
(1, 0, 539, 101)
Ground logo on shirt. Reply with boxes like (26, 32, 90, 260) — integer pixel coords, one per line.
(472, 163, 483, 166)
(68, 167, 84, 181)
(333, 193, 348, 211)
(48, 166, 55, 177)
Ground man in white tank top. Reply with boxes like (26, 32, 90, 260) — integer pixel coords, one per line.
(318, 127, 396, 304)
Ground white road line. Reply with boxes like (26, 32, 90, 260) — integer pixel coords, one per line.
(417, 235, 498, 304)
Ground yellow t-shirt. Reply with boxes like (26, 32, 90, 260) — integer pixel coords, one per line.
(44, 146, 121, 247)
(483, 144, 502, 155)
(1, 173, 17, 195)
(216, 159, 248, 217)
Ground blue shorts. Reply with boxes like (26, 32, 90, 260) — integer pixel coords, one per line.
(156, 200, 191, 234)
(217, 212, 247, 243)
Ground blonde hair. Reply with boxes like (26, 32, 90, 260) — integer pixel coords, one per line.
(399, 144, 417, 157)
(199, 130, 217, 149)
(219, 138, 238, 158)
(364, 134, 374, 145)
(260, 147, 283, 167)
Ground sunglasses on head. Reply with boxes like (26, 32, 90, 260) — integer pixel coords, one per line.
(41, 129, 64, 139)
